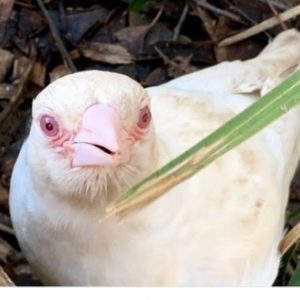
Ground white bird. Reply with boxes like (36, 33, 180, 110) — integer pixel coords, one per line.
(9, 29, 300, 286)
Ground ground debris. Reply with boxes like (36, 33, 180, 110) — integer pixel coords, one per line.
(0, 48, 13, 81)
(0, 0, 300, 286)
(79, 41, 134, 64)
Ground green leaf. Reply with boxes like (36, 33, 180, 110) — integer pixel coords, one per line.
(104, 69, 300, 217)
(129, 0, 149, 12)
(288, 259, 300, 286)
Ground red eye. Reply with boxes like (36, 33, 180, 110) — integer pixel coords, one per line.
(40, 115, 59, 137)
(137, 106, 151, 129)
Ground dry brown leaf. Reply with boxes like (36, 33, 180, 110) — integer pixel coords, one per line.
(66, 8, 110, 44)
(0, 266, 13, 286)
(79, 42, 133, 65)
(115, 24, 173, 56)
(12, 56, 30, 82)
(115, 26, 149, 54)
(0, 185, 8, 209)
(0, 235, 13, 263)
(167, 55, 197, 78)
(31, 61, 46, 87)
(128, 11, 149, 27)
(18, 8, 45, 37)
(142, 67, 168, 86)
(0, 84, 16, 99)
(0, 48, 13, 81)
(0, 0, 15, 24)
(49, 65, 71, 83)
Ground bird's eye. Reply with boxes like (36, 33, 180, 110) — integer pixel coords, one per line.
(137, 106, 151, 129)
(40, 115, 59, 137)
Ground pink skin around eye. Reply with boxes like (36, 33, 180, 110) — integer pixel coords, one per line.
(131, 106, 151, 140)
(138, 106, 151, 129)
(39, 115, 71, 148)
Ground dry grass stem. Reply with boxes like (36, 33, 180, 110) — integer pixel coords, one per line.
(280, 223, 300, 256)
(219, 4, 300, 47)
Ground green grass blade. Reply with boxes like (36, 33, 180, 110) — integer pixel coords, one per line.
(105, 69, 300, 217)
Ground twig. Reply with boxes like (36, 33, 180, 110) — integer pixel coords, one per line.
(267, 0, 288, 30)
(172, 2, 189, 41)
(219, 4, 300, 47)
(148, 4, 164, 28)
(139, 4, 164, 51)
(225, 0, 272, 40)
(191, 2, 217, 43)
(258, 0, 289, 11)
(36, 0, 77, 72)
(0, 266, 14, 286)
(15, 0, 36, 9)
(192, 0, 242, 23)
(154, 46, 177, 67)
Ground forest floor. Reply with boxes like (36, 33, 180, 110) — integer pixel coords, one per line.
(1, 0, 300, 286)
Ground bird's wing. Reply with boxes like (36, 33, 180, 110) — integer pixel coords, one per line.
(144, 29, 300, 285)
(148, 29, 300, 174)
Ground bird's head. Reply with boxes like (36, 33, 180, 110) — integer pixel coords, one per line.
(27, 71, 157, 203)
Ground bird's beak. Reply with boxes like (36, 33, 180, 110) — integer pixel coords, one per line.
(72, 103, 128, 167)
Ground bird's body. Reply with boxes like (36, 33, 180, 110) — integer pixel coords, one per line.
(9, 30, 300, 286)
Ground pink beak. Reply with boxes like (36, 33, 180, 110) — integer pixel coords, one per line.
(72, 103, 125, 167)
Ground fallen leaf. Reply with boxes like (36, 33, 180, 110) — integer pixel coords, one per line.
(115, 25, 149, 54)
(0, 265, 13, 286)
(167, 55, 197, 78)
(78, 42, 133, 64)
(12, 56, 30, 82)
(31, 61, 46, 87)
(142, 66, 168, 86)
(0, 0, 15, 24)
(0, 185, 8, 205)
(128, 11, 149, 26)
(214, 16, 265, 62)
(49, 65, 71, 82)
(115, 24, 173, 56)
(18, 8, 45, 36)
(114, 64, 137, 79)
(65, 8, 109, 44)
(0, 84, 16, 99)
(0, 48, 13, 81)
(0, 235, 13, 263)
(154, 41, 215, 65)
